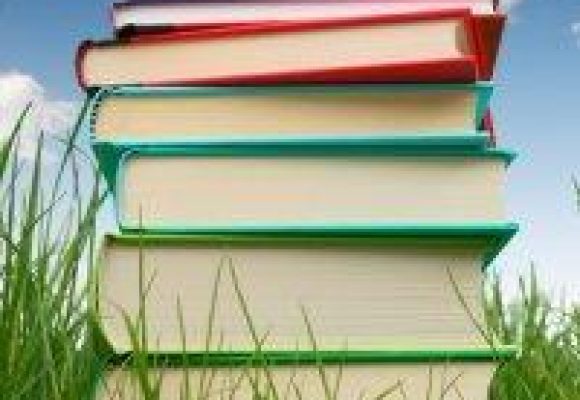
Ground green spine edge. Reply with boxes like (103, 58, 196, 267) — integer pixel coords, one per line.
(103, 346, 519, 368)
(109, 223, 518, 268)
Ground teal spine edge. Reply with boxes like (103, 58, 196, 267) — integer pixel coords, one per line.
(92, 133, 490, 149)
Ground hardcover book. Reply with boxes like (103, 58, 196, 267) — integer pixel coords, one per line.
(97, 350, 515, 400)
(112, 0, 498, 33)
(77, 10, 503, 87)
(95, 227, 516, 353)
(90, 84, 493, 145)
(93, 145, 513, 232)
(80, 0, 516, 398)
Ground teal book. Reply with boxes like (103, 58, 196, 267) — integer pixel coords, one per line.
(90, 83, 493, 146)
(92, 143, 514, 233)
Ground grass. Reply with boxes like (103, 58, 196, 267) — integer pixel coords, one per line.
(0, 103, 106, 399)
(486, 273, 580, 399)
(1, 106, 579, 399)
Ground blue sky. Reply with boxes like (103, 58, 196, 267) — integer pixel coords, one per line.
(1, 0, 580, 298)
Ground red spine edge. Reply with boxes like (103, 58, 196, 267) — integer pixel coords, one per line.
(79, 58, 476, 89)
(482, 110, 496, 146)
(462, 12, 482, 80)
(472, 13, 506, 80)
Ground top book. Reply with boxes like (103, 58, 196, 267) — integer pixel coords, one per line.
(113, 0, 498, 33)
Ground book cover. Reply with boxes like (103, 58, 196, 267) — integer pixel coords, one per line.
(91, 144, 514, 232)
(94, 228, 516, 354)
(112, 0, 498, 34)
(77, 10, 500, 88)
(97, 349, 515, 400)
(90, 83, 494, 144)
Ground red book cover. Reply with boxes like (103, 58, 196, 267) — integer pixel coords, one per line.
(472, 13, 506, 80)
(481, 110, 497, 146)
(77, 9, 503, 88)
(112, 0, 499, 35)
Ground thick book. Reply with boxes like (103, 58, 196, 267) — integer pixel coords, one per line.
(97, 349, 516, 400)
(90, 84, 493, 145)
(95, 227, 516, 354)
(112, 0, 497, 34)
(92, 144, 513, 233)
(77, 10, 504, 88)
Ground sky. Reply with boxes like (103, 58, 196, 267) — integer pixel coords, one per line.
(1, 0, 580, 299)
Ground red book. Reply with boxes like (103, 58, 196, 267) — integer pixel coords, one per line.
(112, 0, 498, 35)
(77, 10, 505, 89)
(481, 110, 497, 145)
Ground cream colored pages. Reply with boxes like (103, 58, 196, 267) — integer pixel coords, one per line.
(100, 241, 487, 352)
(95, 90, 476, 139)
(121, 157, 505, 227)
(84, 19, 468, 85)
(114, 1, 494, 29)
(100, 362, 497, 400)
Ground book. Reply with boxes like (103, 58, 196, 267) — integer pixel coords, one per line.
(77, 10, 504, 88)
(112, 0, 498, 34)
(95, 227, 516, 354)
(82, 0, 516, 399)
(481, 110, 497, 145)
(92, 144, 513, 232)
(97, 349, 516, 400)
(90, 84, 493, 144)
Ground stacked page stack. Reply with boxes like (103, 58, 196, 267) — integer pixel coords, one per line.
(77, 0, 518, 399)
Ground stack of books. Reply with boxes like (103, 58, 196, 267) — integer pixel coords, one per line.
(78, 0, 518, 398)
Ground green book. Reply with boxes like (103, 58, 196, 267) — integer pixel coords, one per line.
(97, 348, 517, 400)
(94, 227, 516, 354)
(93, 229, 517, 399)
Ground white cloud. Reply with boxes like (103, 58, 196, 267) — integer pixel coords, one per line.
(0, 71, 78, 159)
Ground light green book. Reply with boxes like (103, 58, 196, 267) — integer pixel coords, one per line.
(94, 230, 517, 399)
(97, 348, 517, 400)
(94, 227, 516, 355)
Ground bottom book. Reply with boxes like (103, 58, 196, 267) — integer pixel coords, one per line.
(96, 349, 515, 400)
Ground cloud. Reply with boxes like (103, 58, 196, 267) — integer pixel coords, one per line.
(0, 71, 78, 159)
